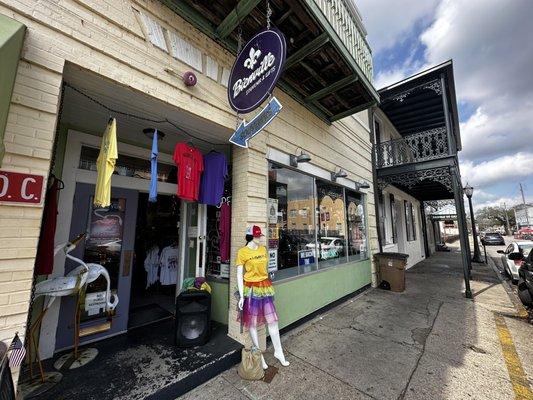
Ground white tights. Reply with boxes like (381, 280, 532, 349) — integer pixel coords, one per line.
(249, 322, 290, 369)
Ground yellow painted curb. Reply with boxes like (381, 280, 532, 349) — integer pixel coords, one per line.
(494, 313, 533, 400)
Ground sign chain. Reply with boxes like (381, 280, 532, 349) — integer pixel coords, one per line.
(266, 0, 272, 30)
(236, 25, 244, 129)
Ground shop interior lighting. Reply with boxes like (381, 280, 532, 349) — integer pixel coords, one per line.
(289, 149, 311, 167)
(143, 128, 165, 140)
(355, 181, 370, 190)
(331, 168, 348, 182)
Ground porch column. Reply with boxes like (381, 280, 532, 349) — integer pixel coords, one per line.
(420, 204, 430, 258)
(228, 138, 268, 349)
(451, 166, 473, 298)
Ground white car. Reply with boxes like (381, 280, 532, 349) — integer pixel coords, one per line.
(306, 237, 345, 260)
(498, 241, 533, 284)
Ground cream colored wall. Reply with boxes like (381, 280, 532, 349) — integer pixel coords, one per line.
(0, 0, 377, 370)
(381, 185, 425, 269)
(374, 107, 401, 143)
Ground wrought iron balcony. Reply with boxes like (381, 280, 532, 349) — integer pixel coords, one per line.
(160, 0, 378, 122)
(376, 127, 450, 169)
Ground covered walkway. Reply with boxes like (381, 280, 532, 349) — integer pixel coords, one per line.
(183, 245, 533, 400)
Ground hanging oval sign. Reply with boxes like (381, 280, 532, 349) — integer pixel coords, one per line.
(228, 29, 286, 114)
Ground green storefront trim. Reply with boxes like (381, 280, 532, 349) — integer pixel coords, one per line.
(274, 259, 372, 329)
(0, 14, 26, 165)
(208, 259, 371, 330)
(208, 278, 230, 325)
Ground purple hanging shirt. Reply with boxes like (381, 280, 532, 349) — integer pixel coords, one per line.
(199, 152, 228, 205)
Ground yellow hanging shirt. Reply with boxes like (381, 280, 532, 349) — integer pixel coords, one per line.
(94, 118, 118, 207)
(235, 245, 268, 282)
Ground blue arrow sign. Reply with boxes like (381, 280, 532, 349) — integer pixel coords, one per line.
(229, 97, 282, 148)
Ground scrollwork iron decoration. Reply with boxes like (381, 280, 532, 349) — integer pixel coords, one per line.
(375, 127, 448, 168)
(379, 166, 453, 193)
(389, 78, 442, 102)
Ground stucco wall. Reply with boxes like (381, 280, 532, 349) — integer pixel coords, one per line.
(0, 0, 378, 372)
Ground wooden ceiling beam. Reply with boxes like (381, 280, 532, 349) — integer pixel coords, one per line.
(305, 74, 359, 103)
(284, 33, 329, 70)
(215, 0, 263, 39)
(276, 8, 293, 26)
(329, 100, 376, 122)
(284, 0, 320, 35)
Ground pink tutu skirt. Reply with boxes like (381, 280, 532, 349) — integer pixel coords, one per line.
(238, 280, 279, 328)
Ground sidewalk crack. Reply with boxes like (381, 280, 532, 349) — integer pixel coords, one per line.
(397, 300, 444, 400)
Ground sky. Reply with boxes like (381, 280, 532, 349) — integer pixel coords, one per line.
(357, 0, 533, 211)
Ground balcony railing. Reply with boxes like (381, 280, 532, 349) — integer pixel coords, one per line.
(312, 0, 373, 83)
(376, 127, 449, 168)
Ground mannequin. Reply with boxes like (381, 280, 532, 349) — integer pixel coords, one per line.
(236, 225, 289, 369)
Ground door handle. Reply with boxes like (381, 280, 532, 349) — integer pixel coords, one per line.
(198, 235, 205, 240)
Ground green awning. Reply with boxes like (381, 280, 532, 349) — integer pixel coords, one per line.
(0, 14, 26, 164)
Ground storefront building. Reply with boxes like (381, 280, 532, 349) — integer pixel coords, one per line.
(0, 0, 379, 392)
(373, 108, 426, 269)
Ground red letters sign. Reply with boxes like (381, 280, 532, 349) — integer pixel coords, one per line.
(0, 170, 45, 204)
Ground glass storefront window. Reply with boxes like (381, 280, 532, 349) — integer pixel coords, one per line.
(267, 161, 369, 281)
(268, 163, 316, 280)
(346, 190, 367, 261)
(316, 180, 347, 268)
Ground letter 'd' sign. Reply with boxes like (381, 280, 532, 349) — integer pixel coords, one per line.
(228, 29, 286, 114)
(0, 170, 45, 205)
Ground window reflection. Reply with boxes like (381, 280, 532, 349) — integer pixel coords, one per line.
(346, 190, 367, 261)
(268, 163, 316, 280)
(315, 180, 346, 268)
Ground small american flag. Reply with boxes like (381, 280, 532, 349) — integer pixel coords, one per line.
(8, 333, 26, 368)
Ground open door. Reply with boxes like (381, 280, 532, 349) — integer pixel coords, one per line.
(179, 202, 207, 290)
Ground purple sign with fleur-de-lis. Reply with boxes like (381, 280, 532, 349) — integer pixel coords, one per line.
(228, 29, 286, 114)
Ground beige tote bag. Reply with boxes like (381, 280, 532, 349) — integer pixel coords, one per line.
(237, 347, 265, 380)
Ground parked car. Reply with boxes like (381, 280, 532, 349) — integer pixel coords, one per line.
(306, 237, 345, 260)
(497, 241, 533, 284)
(508, 251, 533, 308)
(481, 232, 505, 246)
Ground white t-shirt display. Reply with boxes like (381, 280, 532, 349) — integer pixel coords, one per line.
(144, 246, 160, 288)
(159, 245, 180, 285)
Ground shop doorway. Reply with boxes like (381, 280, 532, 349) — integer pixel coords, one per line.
(128, 193, 180, 329)
(55, 183, 138, 351)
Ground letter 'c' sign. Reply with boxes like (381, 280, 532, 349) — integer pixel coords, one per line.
(0, 171, 44, 204)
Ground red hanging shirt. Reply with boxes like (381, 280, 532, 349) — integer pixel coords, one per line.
(173, 142, 204, 201)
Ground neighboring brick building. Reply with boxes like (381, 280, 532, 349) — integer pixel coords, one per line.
(0, 0, 379, 394)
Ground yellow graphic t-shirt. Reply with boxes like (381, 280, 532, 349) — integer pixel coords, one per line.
(235, 245, 268, 282)
(94, 118, 118, 207)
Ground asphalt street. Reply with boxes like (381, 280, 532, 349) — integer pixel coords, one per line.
(483, 235, 527, 310)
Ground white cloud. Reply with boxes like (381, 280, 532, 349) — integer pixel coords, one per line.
(472, 195, 533, 212)
(421, 0, 533, 105)
(459, 107, 533, 162)
(461, 152, 533, 188)
(357, 0, 439, 53)
(358, 0, 533, 204)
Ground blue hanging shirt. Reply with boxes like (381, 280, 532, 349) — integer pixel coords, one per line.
(148, 130, 158, 202)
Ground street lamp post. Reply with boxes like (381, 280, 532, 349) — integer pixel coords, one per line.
(464, 183, 483, 263)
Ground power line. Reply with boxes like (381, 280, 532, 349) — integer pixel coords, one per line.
(519, 182, 530, 227)
(63, 82, 230, 147)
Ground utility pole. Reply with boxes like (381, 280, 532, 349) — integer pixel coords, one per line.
(520, 183, 530, 228)
(502, 202, 511, 235)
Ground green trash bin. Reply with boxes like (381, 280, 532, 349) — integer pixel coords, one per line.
(374, 252, 409, 292)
